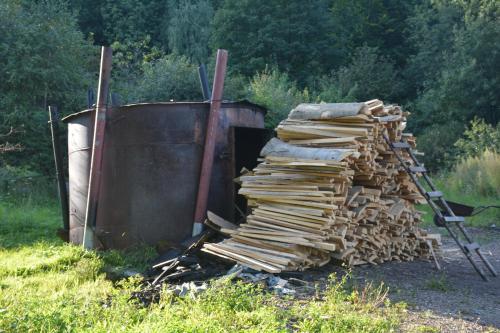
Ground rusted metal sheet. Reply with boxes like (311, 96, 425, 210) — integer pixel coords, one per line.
(193, 49, 228, 236)
(63, 101, 266, 249)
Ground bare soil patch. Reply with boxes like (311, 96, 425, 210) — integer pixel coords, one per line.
(354, 227, 500, 332)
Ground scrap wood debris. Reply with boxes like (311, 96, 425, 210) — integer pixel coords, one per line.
(203, 99, 441, 273)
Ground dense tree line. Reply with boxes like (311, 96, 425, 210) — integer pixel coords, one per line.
(0, 0, 498, 176)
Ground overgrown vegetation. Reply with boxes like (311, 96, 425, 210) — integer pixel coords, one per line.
(416, 118, 500, 227)
(420, 149, 500, 228)
(0, 198, 406, 332)
(1, 0, 498, 176)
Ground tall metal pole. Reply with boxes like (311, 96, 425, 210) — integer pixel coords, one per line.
(198, 64, 211, 100)
(192, 49, 228, 236)
(82, 46, 112, 249)
(48, 105, 70, 235)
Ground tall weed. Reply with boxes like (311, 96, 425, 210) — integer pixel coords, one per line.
(446, 150, 500, 197)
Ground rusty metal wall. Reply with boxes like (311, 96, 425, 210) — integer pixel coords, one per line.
(63, 101, 265, 249)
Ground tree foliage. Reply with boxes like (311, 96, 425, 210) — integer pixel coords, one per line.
(455, 118, 500, 158)
(324, 46, 400, 102)
(1, 0, 499, 174)
(131, 54, 201, 103)
(247, 68, 310, 129)
(167, 0, 214, 63)
(211, 0, 336, 84)
(100, 0, 169, 47)
(329, 0, 416, 69)
(407, 0, 500, 133)
(0, 0, 96, 172)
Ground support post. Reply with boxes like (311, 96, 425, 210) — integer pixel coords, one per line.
(192, 50, 228, 236)
(87, 88, 95, 109)
(82, 46, 112, 249)
(198, 63, 211, 100)
(48, 105, 70, 235)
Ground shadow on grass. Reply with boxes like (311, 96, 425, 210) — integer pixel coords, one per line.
(0, 199, 158, 274)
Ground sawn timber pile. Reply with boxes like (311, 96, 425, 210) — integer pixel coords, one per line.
(203, 100, 440, 273)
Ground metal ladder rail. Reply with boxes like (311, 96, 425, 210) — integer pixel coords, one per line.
(383, 134, 497, 280)
(405, 147, 498, 279)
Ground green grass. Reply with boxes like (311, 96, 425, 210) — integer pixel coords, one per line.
(0, 198, 407, 332)
(418, 176, 499, 228)
(424, 274, 452, 292)
(418, 151, 500, 228)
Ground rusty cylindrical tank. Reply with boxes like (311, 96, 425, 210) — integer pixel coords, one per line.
(63, 101, 266, 249)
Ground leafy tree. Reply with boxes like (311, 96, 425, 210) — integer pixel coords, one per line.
(455, 118, 500, 158)
(404, 1, 465, 101)
(323, 46, 401, 102)
(110, 38, 164, 103)
(330, 0, 416, 69)
(100, 0, 169, 46)
(0, 0, 96, 173)
(408, 0, 500, 132)
(167, 0, 214, 63)
(68, 0, 105, 44)
(211, 0, 336, 84)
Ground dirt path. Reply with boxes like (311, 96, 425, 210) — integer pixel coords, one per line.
(354, 227, 500, 332)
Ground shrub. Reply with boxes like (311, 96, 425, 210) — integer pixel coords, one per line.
(247, 67, 310, 129)
(131, 54, 201, 102)
(314, 76, 358, 103)
(455, 117, 500, 158)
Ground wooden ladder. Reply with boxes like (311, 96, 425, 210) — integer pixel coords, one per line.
(384, 134, 497, 281)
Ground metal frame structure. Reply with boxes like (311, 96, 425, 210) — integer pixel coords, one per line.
(384, 134, 497, 281)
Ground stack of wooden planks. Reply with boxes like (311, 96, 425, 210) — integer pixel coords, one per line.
(203, 100, 438, 272)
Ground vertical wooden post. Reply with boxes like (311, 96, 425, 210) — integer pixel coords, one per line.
(82, 46, 112, 249)
(192, 49, 228, 236)
(48, 105, 70, 235)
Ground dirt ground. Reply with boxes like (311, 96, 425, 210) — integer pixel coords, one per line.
(356, 227, 500, 332)
(293, 227, 500, 332)
(146, 226, 500, 332)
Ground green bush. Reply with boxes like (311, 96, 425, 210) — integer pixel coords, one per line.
(131, 54, 201, 102)
(247, 67, 310, 129)
(314, 76, 358, 104)
(455, 118, 500, 158)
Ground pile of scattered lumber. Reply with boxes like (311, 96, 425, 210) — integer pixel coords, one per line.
(203, 100, 440, 273)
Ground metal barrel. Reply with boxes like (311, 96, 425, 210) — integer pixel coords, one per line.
(63, 101, 266, 249)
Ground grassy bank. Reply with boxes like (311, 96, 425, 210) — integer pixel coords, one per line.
(0, 198, 406, 332)
(419, 151, 500, 228)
